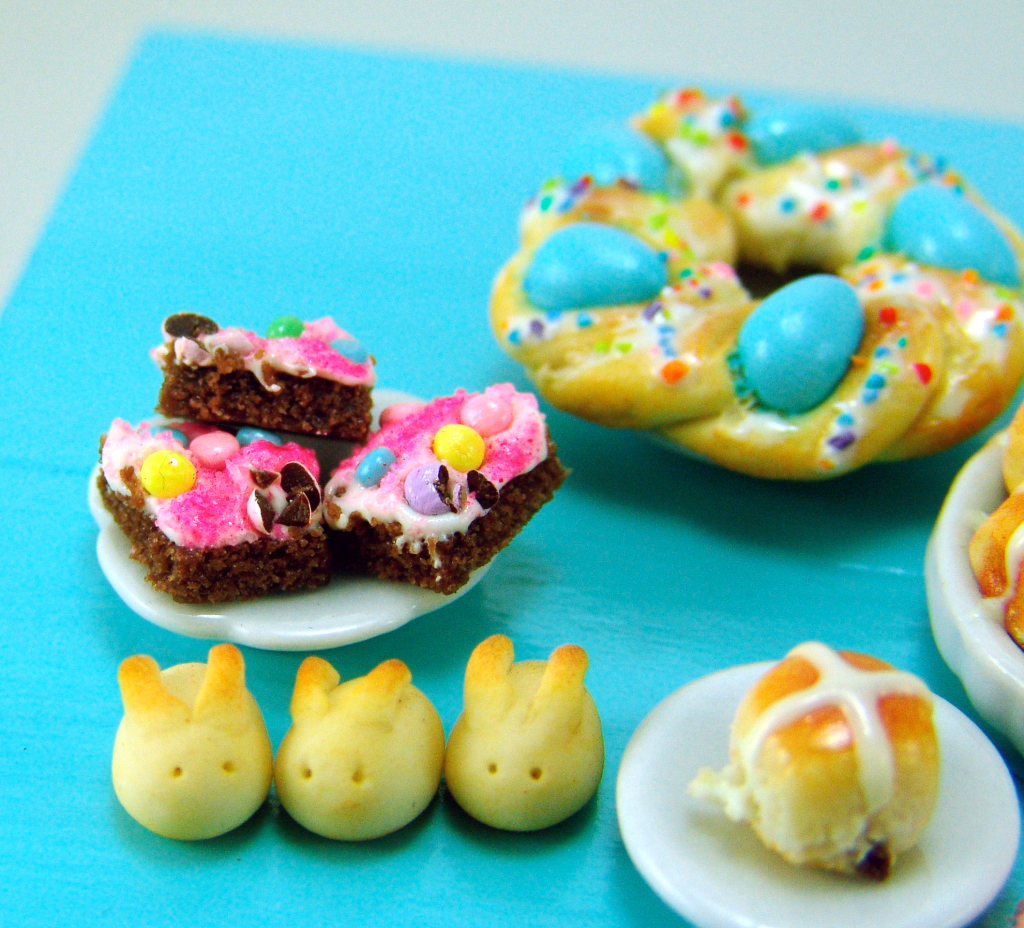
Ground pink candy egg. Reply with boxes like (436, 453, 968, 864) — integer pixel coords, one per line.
(461, 394, 512, 437)
(380, 402, 426, 428)
(174, 420, 220, 441)
(189, 430, 241, 470)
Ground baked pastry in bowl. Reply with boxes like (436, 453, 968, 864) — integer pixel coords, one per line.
(928, 404, 1024, 757)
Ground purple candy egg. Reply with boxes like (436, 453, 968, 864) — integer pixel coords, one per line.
(404, 464, 451, 516)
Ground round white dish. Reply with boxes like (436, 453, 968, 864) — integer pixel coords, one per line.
(616, 661, 1019, 928)
(925, 430, 1024, 756)
(88, 388, 489, 650)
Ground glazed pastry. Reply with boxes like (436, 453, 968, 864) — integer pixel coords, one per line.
(444, 635, 604, 831)
(324, 384, 568, 593)
(153, 313, 375, 441)
(690, 642, 939, 878)
(492, 87, 1024, 479)
(98, 418, 329, 602)
(970, 402, 1024, 645)
(112, 644, 273, 840)
(274, 657, 444, 840)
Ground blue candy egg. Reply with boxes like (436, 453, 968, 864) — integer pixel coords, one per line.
(355, 447, 397, 487)
(746, 104, 862, 165)
(162, 427, 188, 446)
(330, 336, 369, 364)
(737, 275, 864, 414)
(885, 183, 1020, 287)
(561, 125, 670, 193)
(236, 427, 283, 446)
(523, 223, 669, 312)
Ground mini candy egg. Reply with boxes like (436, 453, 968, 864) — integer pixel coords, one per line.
(140, 450, 196, 498)
(461, 394, 512, 437)
(405, 464, 461, 516)
(160, 427, 188, 447)
(330, 336, 369, 364)
(236, 427, 283, 447)
(433, 424, 485, 472)
(523, 223, 669, 313)
(737, 275, 864, 414)
(746, 104, 862, 165)
(189, 430, 240, 470)
(379, 402, 426, 428)
(266, 315, 305, 339)
(885, 184, 1021, 287)
(560, 125, 669, 193)
(355, 447, 397, 487)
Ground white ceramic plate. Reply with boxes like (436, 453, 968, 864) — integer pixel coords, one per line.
(925, 430, 1024, 757)
(88, 388, 489, 650)
(616, 661, 1019, 928)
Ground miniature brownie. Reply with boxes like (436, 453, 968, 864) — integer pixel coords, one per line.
(323, 384, 568, 594)
(99, 419, 330, 603)
(152, 313, 375, 441)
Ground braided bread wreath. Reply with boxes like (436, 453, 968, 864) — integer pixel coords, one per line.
(490, 88, 1024, 479)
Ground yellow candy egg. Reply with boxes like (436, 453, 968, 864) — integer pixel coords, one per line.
(140, 450, 196, 498)
(432, 424, 485, 472)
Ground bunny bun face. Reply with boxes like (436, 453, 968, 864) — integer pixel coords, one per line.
(274, 657, 445, 841)
(112, 645, 273, 841)
(444, 636, 605, 831)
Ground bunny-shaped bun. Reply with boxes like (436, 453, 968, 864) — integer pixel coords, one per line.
(112, 643, 273, 840)
(274, 657, 444, 840)
(444, 635, 604, 831)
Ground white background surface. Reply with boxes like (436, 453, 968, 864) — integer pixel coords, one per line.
(2, 1, 1023, 310)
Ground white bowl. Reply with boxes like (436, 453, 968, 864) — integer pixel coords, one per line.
(617, 661, 1019, 928)
(925, 430, 1024, 756)
(89, 388, 489, 650)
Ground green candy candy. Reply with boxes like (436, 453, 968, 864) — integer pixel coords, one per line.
(266, 315, 305, 338)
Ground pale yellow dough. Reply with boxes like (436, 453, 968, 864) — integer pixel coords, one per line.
(444, 635, 604, 831)
(112, 643, 273, 840)
(274, 656, 444, 841)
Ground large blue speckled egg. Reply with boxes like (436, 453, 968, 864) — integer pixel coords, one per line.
(560, 125, 670, 193)
(523, 223, 669, 312)
(885, 183, 1021, 287)
(746, 104, 862, 165)
(738, 275, 864, 414)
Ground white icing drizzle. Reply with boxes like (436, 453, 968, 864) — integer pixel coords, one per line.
(738, 642, 931, 815)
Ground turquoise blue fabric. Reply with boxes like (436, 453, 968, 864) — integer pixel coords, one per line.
(1, 31, 1023, 927)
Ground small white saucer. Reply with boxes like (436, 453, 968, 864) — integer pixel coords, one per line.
(88, 388, 488, 651)
(616, 662, 1019, 928)
(925, 430, 1024, 757)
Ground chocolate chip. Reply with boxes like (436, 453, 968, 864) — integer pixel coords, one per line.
(302, 486, 321, 511)
(276, 494, 311, 527)
(250, 468, 279, 489)
(855, 842, 890, 881)
(163, 313, 218, 339)
(281, 461, 316, 493)
(254, 491, 276, 533)
(432, 464, 460, 513)
(467, 470, 499, 509)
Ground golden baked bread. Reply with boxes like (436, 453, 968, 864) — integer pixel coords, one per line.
(491, 87, 1024, 479)
(690, 642, 939, 878)
(274, 656, 444, 840)
(444, 635, 604, 831)
(112, 643, 273, 840)
(970, 401, 1024, 644)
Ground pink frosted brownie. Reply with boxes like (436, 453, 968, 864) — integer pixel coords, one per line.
(152, 313, 375, 440)
(98, 418, 330, 602)
(324, 384, 568, 593)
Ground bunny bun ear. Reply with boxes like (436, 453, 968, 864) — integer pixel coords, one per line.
(463, 634, 516, 725)
(290, 655, 341, 723)
(343, 658, 414, 722)
(192, 643, 249, 725)
(117, 654, 189, 729)
(527, 644, 589, 736)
